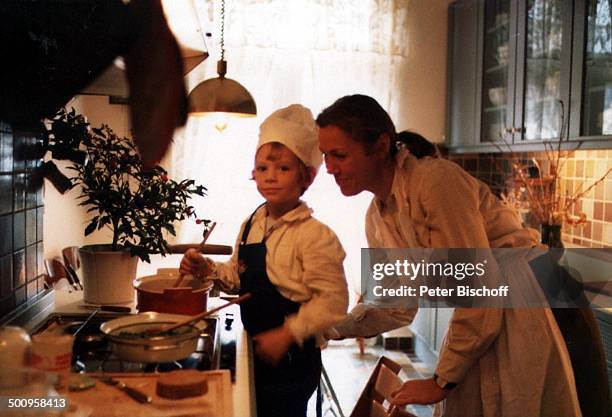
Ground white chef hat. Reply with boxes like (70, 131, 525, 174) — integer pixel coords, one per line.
(257, 104, 322, 170)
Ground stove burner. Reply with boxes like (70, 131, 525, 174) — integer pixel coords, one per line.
(33, 313, 227, 375)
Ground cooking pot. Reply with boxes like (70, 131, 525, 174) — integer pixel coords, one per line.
(100, 312, 208, 363)
(134, 273, 214, 315)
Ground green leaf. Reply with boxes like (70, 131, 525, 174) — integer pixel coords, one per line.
(84, 217, 99, 236)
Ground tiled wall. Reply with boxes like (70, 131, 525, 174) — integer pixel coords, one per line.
(449, 149, 612, 248)
(0, 120, 45, 320)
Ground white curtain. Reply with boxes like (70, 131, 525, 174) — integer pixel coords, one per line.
(168, 0, 411, 294)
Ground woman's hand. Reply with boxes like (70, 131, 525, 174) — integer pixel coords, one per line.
(390, 378, 449, 406)
(179, 249, 213, 278)
(252, 325, 295, 366)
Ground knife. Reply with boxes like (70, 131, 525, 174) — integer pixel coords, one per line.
(79, 304, 132, 313)
(99, 376, 152, 404)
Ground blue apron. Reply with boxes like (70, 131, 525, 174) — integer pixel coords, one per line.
(238, 205, 321, 417)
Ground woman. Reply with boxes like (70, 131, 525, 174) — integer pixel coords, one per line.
(316, 94, 582, 417)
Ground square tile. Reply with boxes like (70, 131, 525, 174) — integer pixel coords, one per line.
(595, 160, 607, 177)
(36, 207, 43, 242)
(594, 201, 604, 221)
(0, 132, 13, 173)
(25, 244, 36, 282)
(26, 279, 37, 301)
(12, 134, 25, 172)
(593, 221, 603, 243)
(585, 160, 594, 178)
(25, 208, 36, 246)
(596, 182, 605, 200)
(12, 250, 25, 288)
(13, 173, 25, 211)
(582, 199, 594, 218)
(576, 160, 585, 178)
(606, 203, 612, 223)
(0, 174, 12, 216)
(25, 172, 38, 209)
(13, 211, 24, 251)
(0, 254, 12, 298)
(606, 179, 612, 201)
(14, 285, 25, 307)
(0, 214, 12, 256)
(567, 160, 575, 177)
(583, 222, 592, 239)
(37, 242, 44, 280)
(605, 223, 612, 245)
(37, 180, 44, 207)
(26, 136, 40, 171)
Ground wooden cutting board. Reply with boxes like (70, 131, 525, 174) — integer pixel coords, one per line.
(59, 370, 233, 417)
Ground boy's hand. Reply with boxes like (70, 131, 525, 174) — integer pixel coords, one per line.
(179, 249, 213, 278)
(252, 325, 295, 366)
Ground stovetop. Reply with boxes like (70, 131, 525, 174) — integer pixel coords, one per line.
(33, 311, 237, 379)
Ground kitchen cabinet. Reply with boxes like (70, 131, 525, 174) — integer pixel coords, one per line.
(447, 0, 612, 152)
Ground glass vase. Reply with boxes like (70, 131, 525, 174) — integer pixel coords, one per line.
(540, 223, 563, 248)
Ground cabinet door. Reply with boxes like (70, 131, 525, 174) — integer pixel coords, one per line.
(448, 0, 482, 147)
(513, 0, 573, 142)
(570, 0, 612, 138)
(481, 0, 514, 143)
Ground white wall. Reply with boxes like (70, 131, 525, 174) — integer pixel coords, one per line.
(394, 0, 454, 143)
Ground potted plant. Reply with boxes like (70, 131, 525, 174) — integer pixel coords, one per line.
(44, 108, 209, 304)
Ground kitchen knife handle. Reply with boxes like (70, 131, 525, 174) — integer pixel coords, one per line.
(121, 385, 152, 404)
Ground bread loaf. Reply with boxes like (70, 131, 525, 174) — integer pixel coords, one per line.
(156, 370, 208, 399)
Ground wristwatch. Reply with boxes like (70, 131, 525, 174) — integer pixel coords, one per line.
(433, 373, 457, 390)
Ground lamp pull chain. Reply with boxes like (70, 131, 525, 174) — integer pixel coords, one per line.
(220, 0, 225, 61)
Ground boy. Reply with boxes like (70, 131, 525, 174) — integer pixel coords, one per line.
(180, 104, 349, 417)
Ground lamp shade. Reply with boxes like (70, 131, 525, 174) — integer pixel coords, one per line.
(188, 76, 257, 117)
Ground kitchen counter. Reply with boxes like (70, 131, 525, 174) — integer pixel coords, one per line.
(49, 288, 255, 417)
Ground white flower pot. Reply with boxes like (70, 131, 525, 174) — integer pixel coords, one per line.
(79, 244, 139, 304)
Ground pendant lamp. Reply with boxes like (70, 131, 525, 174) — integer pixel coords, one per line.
(188, 0, 256, 131)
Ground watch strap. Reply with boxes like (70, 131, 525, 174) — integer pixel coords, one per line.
(433, 373, 457, 390)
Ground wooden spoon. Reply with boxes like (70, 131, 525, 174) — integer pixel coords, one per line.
(172, 222, 217, 288)
(145, 293, 251, 335)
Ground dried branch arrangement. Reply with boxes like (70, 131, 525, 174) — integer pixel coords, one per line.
(496, 101, 611, 226)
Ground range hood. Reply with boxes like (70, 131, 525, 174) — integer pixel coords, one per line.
(81, 0, 210, 99)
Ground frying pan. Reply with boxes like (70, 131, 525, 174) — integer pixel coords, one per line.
(100, 312, 208, 363)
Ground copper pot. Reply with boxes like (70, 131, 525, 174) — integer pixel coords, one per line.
(134, 274, 214, 315)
